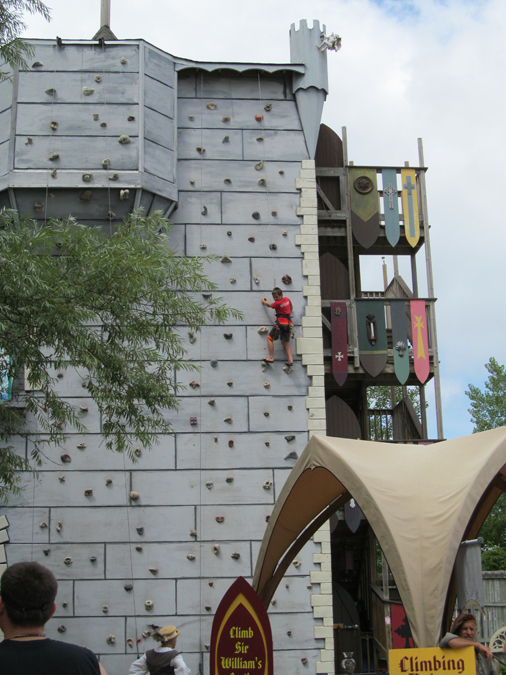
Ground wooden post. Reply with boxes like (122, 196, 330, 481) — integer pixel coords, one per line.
(418, 138, 444, 439)
(419, 384, 427, 439)
(410, 253, 418, 297)
(101, 0, 111, 27)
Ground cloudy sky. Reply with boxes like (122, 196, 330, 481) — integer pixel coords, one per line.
(22, 0, 505, 439)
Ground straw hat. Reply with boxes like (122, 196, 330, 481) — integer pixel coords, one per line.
(160, 626, 180, 642)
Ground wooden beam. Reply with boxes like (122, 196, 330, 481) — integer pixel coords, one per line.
(316, 184, 336, 212)
(101, 0, 111, 27)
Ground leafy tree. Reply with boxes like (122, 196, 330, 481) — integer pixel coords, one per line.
(367, 385, 425, 440)
(0, 0, 51, 80)
(0, 210, 242, 501)
(466, 357, 506, 433)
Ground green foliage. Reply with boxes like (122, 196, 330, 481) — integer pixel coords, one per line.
(367, 385, 424, 441)
(481, 546, 506, 572)
(466, 358, 506, 433)
(0, 210, 242, 501)
(479, 493, 506, 550)
(0, 1, 51, 80)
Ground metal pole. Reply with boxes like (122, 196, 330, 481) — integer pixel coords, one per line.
(101, 0, 111, 27)
(418, 138, 444, 439)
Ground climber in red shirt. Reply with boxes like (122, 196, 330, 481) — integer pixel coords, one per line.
(261, 287, 293, 365)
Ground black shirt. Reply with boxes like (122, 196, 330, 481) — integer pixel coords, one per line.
(0, 638, 101, 674)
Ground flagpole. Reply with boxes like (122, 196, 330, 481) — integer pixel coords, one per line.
(101, 0, 111, 27)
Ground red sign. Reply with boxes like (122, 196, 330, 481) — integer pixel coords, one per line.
(410, 300, 429, 383)
(211, 577, 273, 675)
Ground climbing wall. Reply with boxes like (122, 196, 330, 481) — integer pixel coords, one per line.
(0, 26, 333, 675)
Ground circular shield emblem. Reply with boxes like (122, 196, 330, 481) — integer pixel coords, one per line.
(354, 176, 374, 194)
(334, 307, 341, 316)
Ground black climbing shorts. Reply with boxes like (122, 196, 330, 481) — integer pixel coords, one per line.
(268, 322, 291, 343)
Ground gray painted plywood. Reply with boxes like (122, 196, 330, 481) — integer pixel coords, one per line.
(243, 129, 308, 161)
(196, 505, 273, 541)
(185, 224, 302, 257)
(193, 75, 293, 100)
(175, 326, 247, 361)
(53, 580, 74, 617)
(144, 48, 175, 87)
(144, 106, 174, 149)
(251, 539, 318, 577)
(246, 325, 302, 360)
(0, 508, 49, 543)
(0, 140, 9, 176)
(248, 396, 308, 432)
(25, 398, 101, 434)
(176, 432, 307, 470)
(44, 616, 126, 653)
(251, 257, 304, 290)
(171, 191, 221, 224)
(75, 579, 176, 616)
(126, 614, 211, 652)
(269, 613, 322, 649)
(161, 396, 248, 432)
(6, 543, 105, 579)
(177, 576, 254, 615)
(16, 103, 139, 136)
(29, 43, 140, 72)
(15, 135, 139, 170)
(14, 187, 136, 221)
(178, 129, 243, 160)
(0, 108, 11, 144)
(222, 192, 301, 224)
(178, 99, 301, 130)
(144, 75, 174, 118)
(199, 257, 251, 290)
(0, 78, 13, 113)
(144, 139, 174, 183)
(18, 72, 140, 104)
(177, 160, 301, 193)
(132, 469, 274, 506)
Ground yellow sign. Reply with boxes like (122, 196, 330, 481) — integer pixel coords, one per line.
(389, 647, 476, 675)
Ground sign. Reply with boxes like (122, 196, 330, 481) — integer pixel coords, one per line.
(389, 647, 476, 675)
(211, 576, 273, 675)
(410, 300, 430, 383)
(331, 301, 348, 386)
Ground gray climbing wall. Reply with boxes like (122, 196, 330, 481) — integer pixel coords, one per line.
(0, 24, 331, 675)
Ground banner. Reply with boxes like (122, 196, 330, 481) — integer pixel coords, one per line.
(401, 169, 420, 248)
(382, 168, 400, 247)
(357, 300, 388, 377)
(331, 301, 348, 386)
(349, 167, 380, 249)
(410, 300, 429, 383)
(390, 300, 410, 385)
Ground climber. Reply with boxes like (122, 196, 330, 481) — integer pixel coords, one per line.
(261, 288, 293, 365)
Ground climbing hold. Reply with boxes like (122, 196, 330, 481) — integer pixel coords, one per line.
(39, 522, 48, 529)
(120, 189, 130, 201)
(256, 137, 264, 142)
(190, 178, 195, 185)
(200, 243, 207, 249)
(205, 644, 210, 649)
(107, 211, 116, 220)
(263, 412, 270, 417)
(120, 57, 127, 64)
(279, 169, 284, 175)
(130, 491, 140, 500)
(101, 158, 111, 169)
(127, 638, 134, 648)
(224, 178, 232, 184)
(105, 478, 112, 485)
(190, 417, 198, 426)
(84, 488, 93, 496)
(227, 381, 233, 387)
(255, 114, 264, 122)
(44, 88, 55, 95)
(106, 634, 116, 644)
(188, 331, 196, 343)
(206, 481, 213, 489)
(206, 102, 217, 110)
(265, 442, 270, 447)
(271, 599, 277, 605)
(282, 274, 292, 285)
(253, 276, 260, 284)
(32, 61, 43, 68)
(263, 480, 273, 490)
(231, 552, 240, 559)
(210, 360, 218, 368)
(90, 556, 97, 562)
(258, 326, 268, 334)
(282, 230, 288, 236)
(248, 237, 255, 242)
(62, 601, 67, 607)
(79, 406, 88, 412)
(287, 631, 292, 637)
(216, 516, 225, 523)
(128, 115, 136, 121)
(270, 244, 277, 251)
(135, 546, 143, 552)
(257, 178, 266, 186)
(220, 255, 232, 263)
(200, 206, 208, 217)
(187, 554, 196, 561)
(293, 559, 302, 568)
(34, 202, 45, 212)
(64, 557, 73, 565)
(57, 625, 66, 633)
(301, 658, 309, 665)
(136, 527, 144, 535)
(223, 333, 233, 339)
(149, 567, 158, 575)
(124, 583, 133, 591)
(61, 453, 71, 463)
(196, 146, 205, 154)
(264, 103, 272, 111)
(222, 136, 229, 143)
(255, 160, 264, 171)
(118, 134, 130, 144)
(188, 115, 195, 121)
(50, 121, 58, 131)
(190, 529, 197, 537)
(285, 451, 298, 460)
(80, 190, 93, 202)
(109, 173, 118, 181)
(229, 277, 236, 284)
(213, 545, 220, 555)
(100, 122, 107, 128)
(56, 521, 63, 532)
(224, 417, 232, 424)
(283, 365, 293, 373)
(134, 448, 142, 457)
(228, 440, 234, 448)
(94, 75, 102, 83)
(82, 87, 95, 96)
(48, 153, 59, 161)
(307, 584, 312, 589)
(207, 400, 215, 409)
(189, 381, 200, 389)
(58, 475, 65, 483)
(222, 115, 231, 122)
(285, 435, 296, 442)
(51, 169, 57, 178)
(82, 173, 92, 182)
(77, 442, 86, 449)
(266, 515, 270, 521)
(252, 212, 260, 220)
(263, 381, 270, 389)
(226, 476, 234, 483)
(202, 292, 212, 301)
(102, 605, 109, 613)
(271, 210, 278, 216)
(93, 114, 99, 121)
(24, 137, 32, 145)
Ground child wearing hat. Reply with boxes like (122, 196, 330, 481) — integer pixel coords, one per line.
(129, 625, 190, 675)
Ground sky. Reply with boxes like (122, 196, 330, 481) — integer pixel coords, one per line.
(21, 0, 506, 440)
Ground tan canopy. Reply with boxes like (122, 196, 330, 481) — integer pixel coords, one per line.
(252, 428, 506, 648)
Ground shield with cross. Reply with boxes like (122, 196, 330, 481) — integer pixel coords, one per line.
(382, 168, 400, 247)
(401, 168, 420, 248)
(410, 299, 429, 383)
(331, 301, 348, 386)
